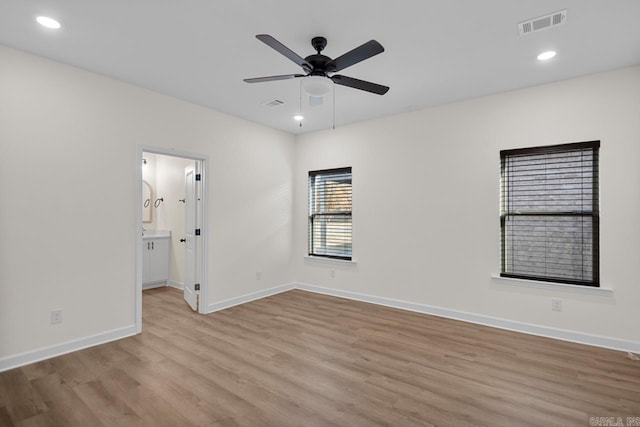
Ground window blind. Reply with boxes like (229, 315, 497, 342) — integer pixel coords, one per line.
(500, 141, 599, 286)
(308, 167, 352, 260)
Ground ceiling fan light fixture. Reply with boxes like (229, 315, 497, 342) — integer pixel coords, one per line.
(293, 114, 304, 121)
(302, 76, 333, 97)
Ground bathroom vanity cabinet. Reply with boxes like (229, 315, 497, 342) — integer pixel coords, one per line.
(142, 231, 170, 288)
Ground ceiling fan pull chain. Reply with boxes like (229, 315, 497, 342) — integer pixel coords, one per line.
(333, 83, 336, 130)
(299, 79, 303, 128)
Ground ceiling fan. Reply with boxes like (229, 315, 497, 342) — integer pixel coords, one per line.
(244, 34, 389, 96)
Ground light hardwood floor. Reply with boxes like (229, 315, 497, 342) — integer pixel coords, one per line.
(1, 287, 639, 426)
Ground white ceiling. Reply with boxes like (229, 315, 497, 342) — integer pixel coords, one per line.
(1, 1, 639, 134)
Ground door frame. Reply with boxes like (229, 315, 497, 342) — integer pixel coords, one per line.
(135, 145, 209, 333)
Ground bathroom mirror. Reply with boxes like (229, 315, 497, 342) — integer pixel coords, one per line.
(142, 180, 153, 223)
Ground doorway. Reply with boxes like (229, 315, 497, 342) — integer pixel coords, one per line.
(135, 145, 209, 333)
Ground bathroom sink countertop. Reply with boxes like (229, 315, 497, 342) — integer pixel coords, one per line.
(142, 230, 171, 239)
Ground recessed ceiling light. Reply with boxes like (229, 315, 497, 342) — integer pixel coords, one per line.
(36, 16, 61, 29)
(293, 115, 304, 121)
(537, 50, 557, 61)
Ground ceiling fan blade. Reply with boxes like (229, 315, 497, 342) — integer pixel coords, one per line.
(244, 74, 304, 83)
(256, 34, 312, 72)
(330, 75, 389, 95)
(326, 40, 384, 72)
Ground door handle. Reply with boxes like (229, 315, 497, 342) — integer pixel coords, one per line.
(151, 241, 154, 250)
(147, 242, 150, 250)
(180, 238, 186, 243)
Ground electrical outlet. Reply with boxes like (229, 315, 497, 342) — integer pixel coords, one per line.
(551, 298, 562, 312)
(330, 269, 336, 278)
(256, 271, 261, 280)
(51, 309, 62, 324)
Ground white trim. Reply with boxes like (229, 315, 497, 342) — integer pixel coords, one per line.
(294, 282, 640, 353)
(135, 147, 143, 333)
(304, 255, 357, 265)
(491, 275, 614, 295)
(0, 325, 136, 373)
(168, 280, 184, 290)
(207, 283, 295, 313)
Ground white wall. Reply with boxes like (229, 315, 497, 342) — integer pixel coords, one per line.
(293, 66, 640, 345)
(0, 44, 295, 363)
(2, 40, 638, 368)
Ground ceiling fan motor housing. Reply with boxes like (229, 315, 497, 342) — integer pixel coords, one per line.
(306, 54, 332, 75)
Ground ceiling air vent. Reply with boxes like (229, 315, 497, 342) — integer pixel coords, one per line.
(518, 10, 567, 36)
(261, 98, 285, 107)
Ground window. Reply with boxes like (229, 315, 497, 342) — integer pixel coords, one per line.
(308, 167, 352, 260)
(500, 141, 600, 286)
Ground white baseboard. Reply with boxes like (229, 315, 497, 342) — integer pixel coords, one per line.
(295, 282, 640, 354)
(168, 280, 184, 290)
(0, 325, 136, 373)
(206, 283, 295, 313)
(142, 281, 167, 290)
(5, 281, 637, 373)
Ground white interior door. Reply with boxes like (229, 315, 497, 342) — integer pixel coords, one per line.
(183, 165, 198, 311)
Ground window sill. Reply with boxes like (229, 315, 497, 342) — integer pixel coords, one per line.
(304, 256, 357, 265)
(491, 275, 613, 296)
